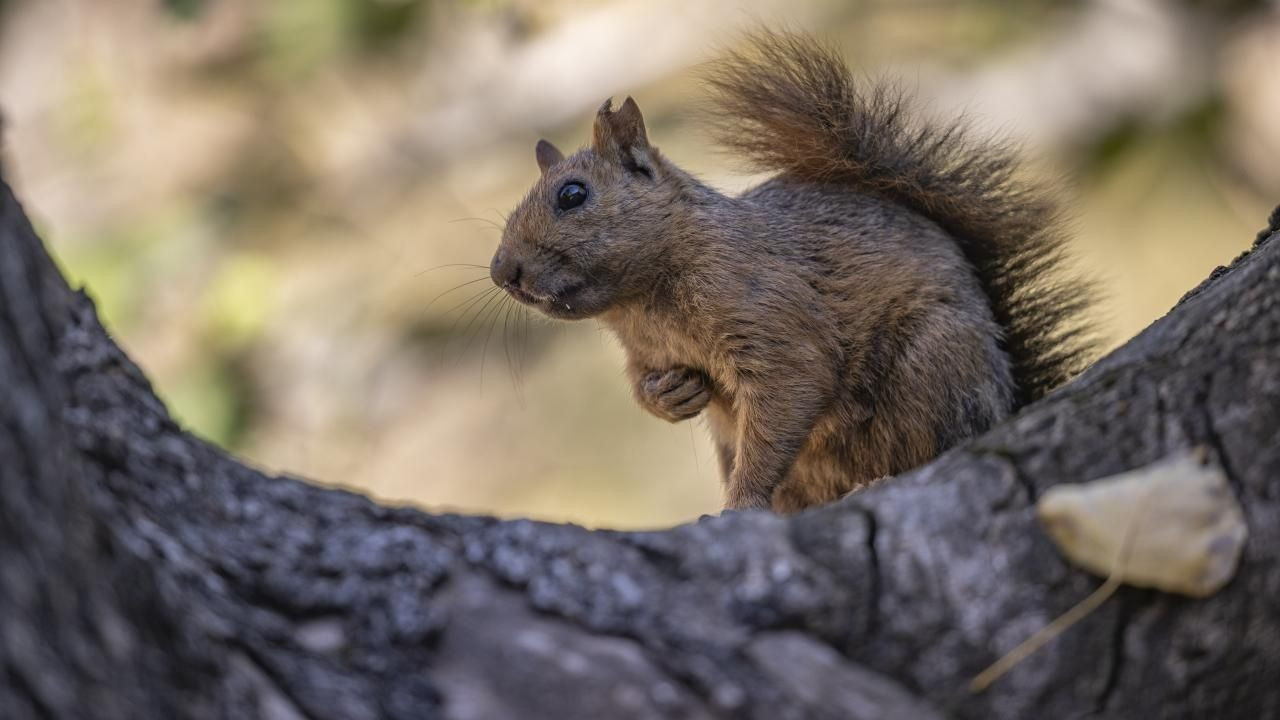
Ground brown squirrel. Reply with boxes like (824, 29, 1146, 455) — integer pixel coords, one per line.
(489, 32, 1094, 512)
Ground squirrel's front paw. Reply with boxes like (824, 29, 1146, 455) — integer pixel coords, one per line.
(636, 367, 711, 422)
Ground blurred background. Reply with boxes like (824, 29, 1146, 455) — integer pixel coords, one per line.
(1, 0, 1276, 529)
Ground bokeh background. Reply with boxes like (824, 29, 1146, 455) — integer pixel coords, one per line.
(1, 0, 1276, 529)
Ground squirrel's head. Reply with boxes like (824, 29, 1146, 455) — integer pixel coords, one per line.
(491, 97, 684, 320)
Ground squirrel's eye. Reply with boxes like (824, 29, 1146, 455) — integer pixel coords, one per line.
(557, 182, 588, 211)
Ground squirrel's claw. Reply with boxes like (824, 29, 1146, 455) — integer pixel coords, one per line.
(637, 367, 711, 423)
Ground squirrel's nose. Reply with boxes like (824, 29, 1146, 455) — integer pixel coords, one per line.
(490, 250, 523, 289)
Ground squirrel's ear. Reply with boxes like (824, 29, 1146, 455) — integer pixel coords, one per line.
(535, 139, 564, 175)
(592, 96, 653, 176)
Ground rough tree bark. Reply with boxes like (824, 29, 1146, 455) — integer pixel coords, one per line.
(1, 169, 1277, 720)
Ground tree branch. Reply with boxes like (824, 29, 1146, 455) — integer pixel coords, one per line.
(2, 174, 1278, 719)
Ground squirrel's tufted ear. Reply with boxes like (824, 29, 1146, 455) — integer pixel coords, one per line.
(535, 139, 564, 175)
(592, 96, 653, 176)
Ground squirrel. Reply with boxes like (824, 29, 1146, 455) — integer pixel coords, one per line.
(489, 32, 1094, 512)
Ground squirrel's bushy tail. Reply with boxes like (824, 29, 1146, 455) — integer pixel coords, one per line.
(704, 32, 1096, 404)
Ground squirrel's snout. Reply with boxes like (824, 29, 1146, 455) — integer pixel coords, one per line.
(490, 250, 522, 290)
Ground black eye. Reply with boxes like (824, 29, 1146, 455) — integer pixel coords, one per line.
(557, 182, 588, 211)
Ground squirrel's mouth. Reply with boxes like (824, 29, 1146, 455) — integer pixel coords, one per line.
(502, 284, 544, 306)
(503, 280, 590, 318)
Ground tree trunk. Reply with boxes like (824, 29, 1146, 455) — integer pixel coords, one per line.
(1, 172, 1278, 720)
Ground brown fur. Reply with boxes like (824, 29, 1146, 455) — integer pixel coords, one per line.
(490, 33, 1094, 512)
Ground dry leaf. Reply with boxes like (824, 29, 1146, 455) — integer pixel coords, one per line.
(1036, 448, 1247, 598)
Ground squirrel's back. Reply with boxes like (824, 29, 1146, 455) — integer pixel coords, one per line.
(704, 32, 1095, 404)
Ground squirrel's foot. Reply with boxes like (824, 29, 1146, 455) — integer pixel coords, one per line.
(637, 367, 711, 422)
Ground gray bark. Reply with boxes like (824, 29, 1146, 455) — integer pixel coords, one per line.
(1, 171, 1278, 719)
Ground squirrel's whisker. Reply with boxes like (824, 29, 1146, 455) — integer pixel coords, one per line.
(423, 276, 492, 313)
(501, 301, 521, 399)
(449, 217, 505, 232)
(441, 284, 500, 318)
(438, 287, 502, 364)
(415, 262, 490, 277)
(455, 288, 506, 371)
(478, 293, 510, 392)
